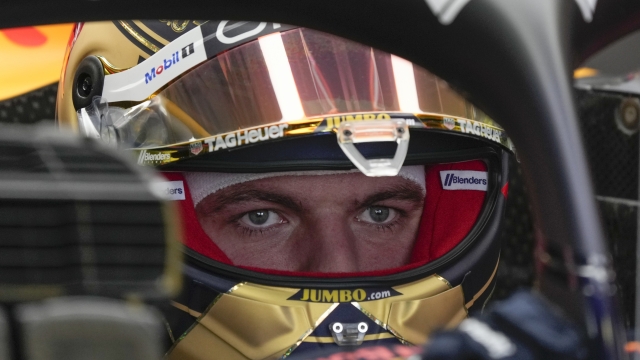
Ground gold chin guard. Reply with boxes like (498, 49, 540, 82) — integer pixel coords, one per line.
(166, 263, 497, 360)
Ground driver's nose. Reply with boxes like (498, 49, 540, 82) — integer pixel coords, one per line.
(298, 215, 360, 273)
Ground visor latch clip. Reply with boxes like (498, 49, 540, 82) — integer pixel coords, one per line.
(337, 119, 410, 177)
(329, 322, 368, 346)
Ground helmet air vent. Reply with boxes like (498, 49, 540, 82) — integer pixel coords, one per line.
(72, 56, 105, 111)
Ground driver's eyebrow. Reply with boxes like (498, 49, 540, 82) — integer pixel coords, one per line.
(197, 182, 424, 215)
(198, 186, 303, 214)
(358, 183, 425, 208)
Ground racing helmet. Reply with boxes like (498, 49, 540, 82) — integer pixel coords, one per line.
(57, 20, 515, 359)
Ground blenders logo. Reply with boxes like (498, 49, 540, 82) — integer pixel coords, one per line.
(159, 180, 185, 201)
(138, 150, 172, 164)
(144, 43, 195, 84)
(443, 174, 486, 186)
(440, 170, 489, 191)
(288, 287, 402, 303)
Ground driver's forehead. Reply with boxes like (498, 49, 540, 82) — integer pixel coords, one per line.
(209, 173, 421, 201)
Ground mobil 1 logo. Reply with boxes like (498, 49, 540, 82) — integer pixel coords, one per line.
(144, 42, 196, 85)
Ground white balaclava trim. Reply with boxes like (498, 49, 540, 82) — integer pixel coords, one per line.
(185, 166, 426, 206)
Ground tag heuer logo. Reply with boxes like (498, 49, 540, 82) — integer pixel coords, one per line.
(190, 141, 203, 155)
(443, 117, 456, 130)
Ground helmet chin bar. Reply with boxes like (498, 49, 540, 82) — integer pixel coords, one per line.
(337, 119, 410, 177)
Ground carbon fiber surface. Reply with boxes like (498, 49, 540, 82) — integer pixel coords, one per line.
(577, 89, 640, 327)
(0, 83, 57, 124)
(493, 155, 535, 301)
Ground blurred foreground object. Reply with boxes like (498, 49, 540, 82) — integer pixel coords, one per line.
(422, 291, 585, 360)
(17, 297, 164, 360)
(0, 124, 182, 301)
(0, 124, 183, 359)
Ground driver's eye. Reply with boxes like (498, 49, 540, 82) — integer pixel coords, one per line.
(240, 210, 282, 227)
(369, 207, 390, 222)
(249, 210, 269, 225)
(357, 206, 396, 224)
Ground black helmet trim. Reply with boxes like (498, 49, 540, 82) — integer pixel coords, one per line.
(131, 112, 514, 167)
